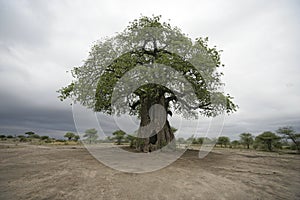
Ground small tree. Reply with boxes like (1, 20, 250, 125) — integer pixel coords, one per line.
(231, 140, 240, 148)
(64, 132, 76, 141)
(25, 131, 35, 137)
(192, 138, 198, 144)
(217, 136, 230, 148)
(276, 127, 300, 152)
(0, 135, 6, 140)
(240, 133, 254, 149)
(254, 131, 281, 151)
(74, 135, 80, 142)
(83, 128, 98, 144)
(197, 137, 204, 145)
(191, 137, 204, 145)
(112, 130, 126, 145)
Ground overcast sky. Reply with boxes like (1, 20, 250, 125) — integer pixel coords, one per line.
(0, 0, 299, 139)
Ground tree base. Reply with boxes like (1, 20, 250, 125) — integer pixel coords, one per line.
(136, 120, 175, 152)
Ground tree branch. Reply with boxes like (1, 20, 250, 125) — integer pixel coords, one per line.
(129, 100, 140, 110)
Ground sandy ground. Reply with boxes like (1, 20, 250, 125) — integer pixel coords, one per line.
(0, 143, 299, 200)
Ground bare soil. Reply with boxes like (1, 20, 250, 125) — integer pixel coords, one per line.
(0, 143, 299, 200)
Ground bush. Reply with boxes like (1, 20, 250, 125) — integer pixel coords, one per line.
(31, 134, 40, 139)
(40, 136, 49, 140)
(282, 146, 291, 150)
(291, 144, 298, 150)
(231, 140, 240, 148)
(274, 141, 282, 149)
(192, 138, 198, 144)
(253, 143, 258, 150)
(18, 135, 28, 142)
(44, 139, 53, 143)
(126, 135, 137, 148)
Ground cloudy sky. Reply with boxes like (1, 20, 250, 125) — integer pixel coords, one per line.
(0, 0, 299, 139)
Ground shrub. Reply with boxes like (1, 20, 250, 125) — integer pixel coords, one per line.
(18, 135, 28, 142)
(0, 135, 6, 140)
(31, 134, 40, 139)
(40, 136, 50, 140)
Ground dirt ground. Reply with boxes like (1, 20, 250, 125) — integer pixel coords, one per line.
(0, 143, 299, 200)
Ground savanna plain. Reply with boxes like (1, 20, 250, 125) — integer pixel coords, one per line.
(0, 142, 299, 200)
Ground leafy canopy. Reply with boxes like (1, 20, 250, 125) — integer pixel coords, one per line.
(239, 133, 254, 148)
(83, 128, 98, 138)
(254, 131, 281, 151)
(58, 15, 237, 118)
(276, 126, 300, 151)
(64, 132, 76, 140)
(217, 136, 230, 147)
(112, 130, 126, 145)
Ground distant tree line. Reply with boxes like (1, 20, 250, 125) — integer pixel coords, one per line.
(0, 131, 80, 144)
(1, 126, 299, 153)
(0, 131, 54, 143)
(177, 126, 299, 153)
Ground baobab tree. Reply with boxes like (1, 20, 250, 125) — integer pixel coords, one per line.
(58, 15, 237, 152)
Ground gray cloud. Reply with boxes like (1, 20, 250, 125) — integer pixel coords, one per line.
(0, 0, 299, 139)
(0, 91, 75, 134)
(0, 0, 54, 47)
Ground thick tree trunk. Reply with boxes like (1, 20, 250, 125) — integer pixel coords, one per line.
(136, 94, 175, 152)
